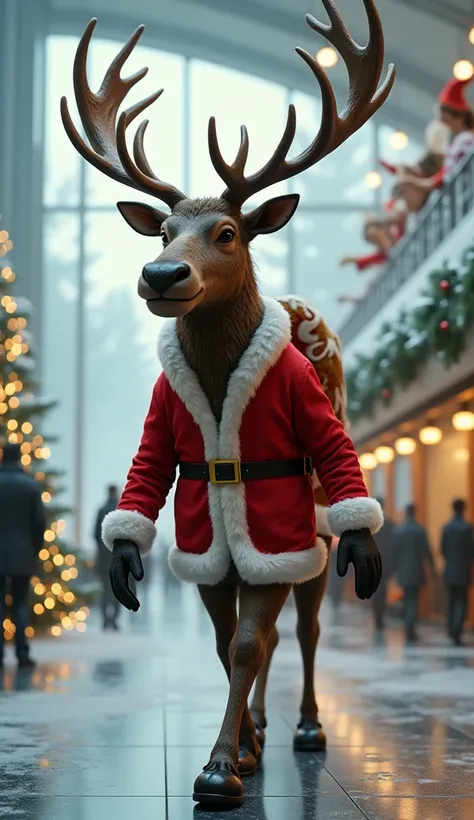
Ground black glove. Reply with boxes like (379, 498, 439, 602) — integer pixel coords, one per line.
(109, 539, 144, 612)
(337, 528, 382, 600)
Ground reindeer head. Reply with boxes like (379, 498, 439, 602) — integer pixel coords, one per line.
(61, 1, 394, 319)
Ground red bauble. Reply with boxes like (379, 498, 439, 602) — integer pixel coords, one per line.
(439, 320, 449, 331)
(381, 388, 391, 399)
(440, 280, 450, 292)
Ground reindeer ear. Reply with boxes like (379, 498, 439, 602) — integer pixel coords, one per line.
(117, 202, 168, 236)
(243, 194, 300, 239)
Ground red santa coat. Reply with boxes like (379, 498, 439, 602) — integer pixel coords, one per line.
(102, 298, 383, 586)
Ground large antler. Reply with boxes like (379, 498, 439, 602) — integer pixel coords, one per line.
(209, 0, 395, 207)
(60, 19, 186, 209)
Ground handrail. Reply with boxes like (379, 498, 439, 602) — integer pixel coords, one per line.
(338, 148, 474, 346)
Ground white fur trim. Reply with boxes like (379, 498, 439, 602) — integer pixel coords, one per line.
(315, 504, 332, 537)
(327, 497, 383, 537)
(160, 298, 323, 584)
(102, 509, 156, 557)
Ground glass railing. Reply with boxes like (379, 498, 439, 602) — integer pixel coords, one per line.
(338, 148, 474, 346)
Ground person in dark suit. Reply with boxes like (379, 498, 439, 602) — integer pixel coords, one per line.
(441, 499, 474, 646)
(0, 443, 46, 668)
(393, 503, 436, 643)
(371, 498, 395, 630)
(94, 485, 120, 630)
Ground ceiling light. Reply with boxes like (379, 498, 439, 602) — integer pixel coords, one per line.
(452, 410, 474, 431)
(469, 27, 474, 45)
(374, 446, 395, 464)
(365, 171, 382, 189)
(395, 437, 417, 456)
(389, 131, 408, 151)
(419, 426, 443, 446)
(359, 452, 378, 471)
(316, 47, 338, 68)
(453, 60, 474, 81)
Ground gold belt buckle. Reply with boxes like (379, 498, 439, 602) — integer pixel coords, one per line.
(208, 459, 242, 484)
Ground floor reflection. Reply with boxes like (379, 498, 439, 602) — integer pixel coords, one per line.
(0, 562, 473, 818)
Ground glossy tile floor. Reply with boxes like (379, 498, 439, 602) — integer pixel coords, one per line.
(1, 561, 474, 819)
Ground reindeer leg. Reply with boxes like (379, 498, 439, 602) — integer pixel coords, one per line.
(293, 536, 331, 751)
(193, 581, 291, 808)
(249, 624, 279, 745)
(198, 582, 260, 776)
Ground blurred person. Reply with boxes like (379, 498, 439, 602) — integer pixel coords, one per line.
(441, 499, 474, 647)
(371, 498, 395, 631)
(393, 503, 436, 643)
(339, 212, 394, 272)
(396, 78, 474, 199)
(0, 443, 46, 669)
(94, 485, 121, 630)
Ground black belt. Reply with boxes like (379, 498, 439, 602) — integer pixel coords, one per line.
(179, 457, 312, 485)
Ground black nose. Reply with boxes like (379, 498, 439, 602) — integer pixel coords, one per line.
(142, 262, 191, 295)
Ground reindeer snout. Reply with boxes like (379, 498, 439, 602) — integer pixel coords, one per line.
(142, 262, 191, 295)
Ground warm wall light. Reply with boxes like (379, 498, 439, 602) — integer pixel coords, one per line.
(470, 27, 474, 45)
(452, 410, 474, 431)
(374, 446, 395, 464)
(453, 59, 474, 81)
(359, 452, 378, 471)
(365, 171, 382, 189)
(395, 437, 417, 456)
(316, 47, 338, 68)
(454, 448, 469, 463)
(389, 131, 408, 151)
(419, 426, 443, 445)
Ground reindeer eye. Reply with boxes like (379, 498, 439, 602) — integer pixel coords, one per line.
(216, 228, 235, 245)
(160, 232, 169, 246)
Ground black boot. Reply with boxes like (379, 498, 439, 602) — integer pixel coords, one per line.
(193, 759, 244, 808)
(293, 718, 327, 751)
(238, 733, 261, 776)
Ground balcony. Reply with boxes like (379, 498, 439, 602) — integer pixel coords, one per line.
(339, 150, 474, 356)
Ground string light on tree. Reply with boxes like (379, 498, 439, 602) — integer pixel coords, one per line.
(0, 223, 91, 639)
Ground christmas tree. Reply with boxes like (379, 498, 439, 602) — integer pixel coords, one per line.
(0, 225, 90, 640)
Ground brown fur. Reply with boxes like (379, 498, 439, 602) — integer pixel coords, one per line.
(177, 275, 263, 420)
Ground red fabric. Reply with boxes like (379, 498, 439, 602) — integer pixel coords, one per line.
(379, 159, 397, 175)
(355, 251, 388, 271)
(439, 78, 471, 112)
(432, 169, 444, 189)
(117, 344, 368, 558)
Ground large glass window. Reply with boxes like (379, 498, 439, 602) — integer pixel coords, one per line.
(42, 34, 424, 546)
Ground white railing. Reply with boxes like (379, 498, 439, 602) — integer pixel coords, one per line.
(339, 149, 474, 346)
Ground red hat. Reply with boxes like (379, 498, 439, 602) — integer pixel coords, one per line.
(439, 78, 472, 112)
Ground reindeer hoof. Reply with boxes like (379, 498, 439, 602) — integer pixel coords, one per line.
(293, 719, 327, 752)
(193, 760, 244, 807)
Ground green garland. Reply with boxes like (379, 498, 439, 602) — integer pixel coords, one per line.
(347, 246, 474, 423)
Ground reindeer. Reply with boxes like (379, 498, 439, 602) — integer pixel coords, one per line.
(61, 0, 393, 808)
